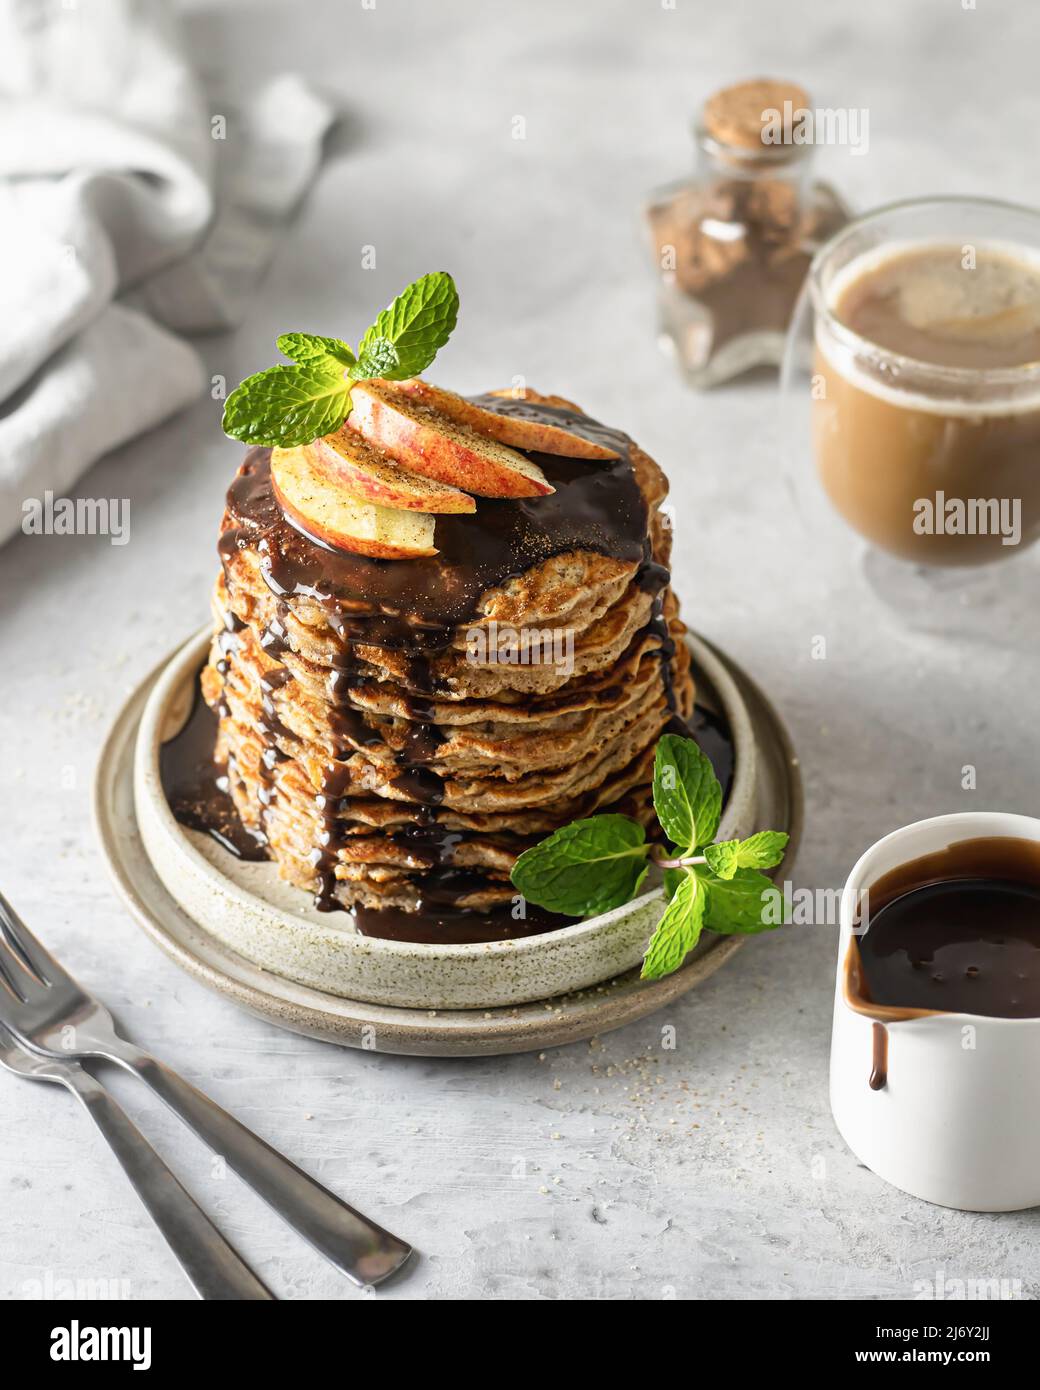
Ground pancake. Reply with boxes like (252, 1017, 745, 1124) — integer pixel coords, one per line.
(187, 387, 695, 922)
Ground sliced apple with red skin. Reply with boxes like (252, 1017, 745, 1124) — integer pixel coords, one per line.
(271, 447, 437, 559)
(306, 428, 475, 514)
(347, 380, 554, 499)
(396, 379, 620, 460)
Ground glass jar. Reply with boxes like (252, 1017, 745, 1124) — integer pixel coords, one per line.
(644, 79, 850, 388)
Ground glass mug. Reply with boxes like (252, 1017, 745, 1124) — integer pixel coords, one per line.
(782, 197, 1040, 627)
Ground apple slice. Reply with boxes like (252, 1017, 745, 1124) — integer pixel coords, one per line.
(397, 379, 620, 460)
(271, 447, 437, 559)
(307, 428, 475, 514)
(347, 380, 554, 498)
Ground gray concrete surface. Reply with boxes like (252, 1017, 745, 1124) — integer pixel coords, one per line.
(1, 0, 1038, 1300)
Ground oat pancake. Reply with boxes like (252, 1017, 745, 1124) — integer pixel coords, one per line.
(195, 388, 694, 919)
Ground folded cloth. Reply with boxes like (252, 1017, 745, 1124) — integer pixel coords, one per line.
(0, 0, 334, 547)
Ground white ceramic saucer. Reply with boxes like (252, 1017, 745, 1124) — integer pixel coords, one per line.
(94, 629, 801, 1054)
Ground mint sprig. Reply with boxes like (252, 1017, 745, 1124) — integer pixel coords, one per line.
(222, 271, 459, 449)
(510, 815, 650, 918)
(701, 868, 787, 934)
(353, 271, 459, 381)
(222, 363, 355, 448)
(641, 873, 705, 979)
(652, 733, 721, 851)
(705, 831, 789, 880)
(509, 732, 790, 981)
(277, 333, 356, 369)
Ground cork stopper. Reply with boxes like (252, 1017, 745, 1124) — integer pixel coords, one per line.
(702, 78, 811, 152)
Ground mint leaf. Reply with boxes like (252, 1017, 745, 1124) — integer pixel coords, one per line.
(705, 831, 787, 880)
(352, 271, 459, 381)
(704, 868, 787, 935)
(662, 865, 687, 901)
(350, 336, 399, 380)
(221, 271, 459, 448)
(222, 364, 353, 448)
(652, 734, 722, 852)
(277, 333, 356, 369)
(734, 830, 788, 871)
(704, 840, 739, 880)
(641, 873, 705, 980)
(510, 814, 649, 917)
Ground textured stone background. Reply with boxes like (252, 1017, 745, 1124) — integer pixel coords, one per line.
(2, 0, 1038, 1300)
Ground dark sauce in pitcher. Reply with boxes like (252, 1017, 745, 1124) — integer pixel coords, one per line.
(854, 837, 1040, 1020)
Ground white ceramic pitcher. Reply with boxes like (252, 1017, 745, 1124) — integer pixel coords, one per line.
(830, 811, 1040, 1212)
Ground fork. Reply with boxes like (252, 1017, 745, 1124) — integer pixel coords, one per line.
(0, 892, 412, 1288)
(0, 1021, 274, 1299)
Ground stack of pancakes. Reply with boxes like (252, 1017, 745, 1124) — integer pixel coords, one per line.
(203, 389, 693, 916)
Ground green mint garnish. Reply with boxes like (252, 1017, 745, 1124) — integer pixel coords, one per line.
(276, 333, 356, 369)
(510, 815, 650, 918)
(652, 733, 721, 852)
(222, 363, 355, 448)
(222, 271, 459, 448)
(352, 271, 459, 381)
(730, 830, 790, 870)
(703, 840, 739, 880)
(509, 731, 790, 981)
(641, 873, 705, 980)
(701, 868, 787, 934)
(705, 831, 790, 882)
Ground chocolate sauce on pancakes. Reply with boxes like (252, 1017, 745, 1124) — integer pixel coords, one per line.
(163, 394, 703, 942)
(218, 399, 649, 650)
(853, 837, 1040, 1020)
(676, 704, 734, 803)
(159, 694, 578, 939)
(353, 900, 577, 944)
(159, 683, 268, 862)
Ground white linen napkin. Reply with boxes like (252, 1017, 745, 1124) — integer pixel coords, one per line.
(0, 0, 334, 546)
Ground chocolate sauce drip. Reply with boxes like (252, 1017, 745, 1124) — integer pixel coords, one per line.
(308, 759, 351, 910)
(159, 686, 267, 861)
(324, 646, 382, 762)
(261, 666, 294, 691)
(869, 1021, 888, 1091)
(635, 545, 670, 597)
(214, 620, 241, 678)
(648, 595, 677, 714)
(311, 849, 340, 911)
(257, 665, 296, 745)
(389, 766, 445, 806)
(328, 705, 382, 754)
(686, 703, 735, 804)
(403, 697, 446, 754)
(353, 900, 577, 945)
(328, 665, 367, 698)
(259, 617, 290, 660)
(391, 823, 463, 869)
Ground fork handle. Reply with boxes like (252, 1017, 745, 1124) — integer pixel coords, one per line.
(105, 1045, 411, 1287)
(64, 1068, 273, 1300)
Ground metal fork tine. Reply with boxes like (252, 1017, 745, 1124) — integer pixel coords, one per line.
(0, 948, 29, 1004)
(0, 892, 60, 987)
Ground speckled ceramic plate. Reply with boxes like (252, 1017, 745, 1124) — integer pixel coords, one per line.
(94, 629, 801, 1054)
